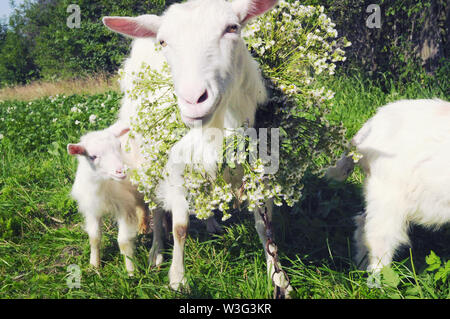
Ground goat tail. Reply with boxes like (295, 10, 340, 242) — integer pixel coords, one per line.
(325, 153, 356, 182)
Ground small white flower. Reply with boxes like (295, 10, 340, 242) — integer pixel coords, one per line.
(75, 120, 81, 125)
(89, 114, 97, 123)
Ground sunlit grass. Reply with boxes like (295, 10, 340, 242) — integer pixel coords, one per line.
(0, 73, 448, 298)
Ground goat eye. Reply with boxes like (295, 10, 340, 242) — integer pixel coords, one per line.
(225, 24, 239, 34)
(159, 40, 167, 47)
(88, 155, 97, 161)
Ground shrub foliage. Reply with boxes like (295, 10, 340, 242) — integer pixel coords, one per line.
(0, 0, 448, 86)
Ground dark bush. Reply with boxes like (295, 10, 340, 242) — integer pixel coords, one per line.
(303, 0, 449, 82)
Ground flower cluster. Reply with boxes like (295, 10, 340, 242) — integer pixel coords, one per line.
(244, 1, 348, 208)
(184, 165, 234, 220)
(126, 63, 186, 210)
(243, 1, 349, 80)
(127, 2, 349, 218)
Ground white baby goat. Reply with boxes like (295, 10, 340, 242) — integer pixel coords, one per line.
(327, 99, 450, 271)
(68, 123, 148, 274)
(103, 0, 292, 295)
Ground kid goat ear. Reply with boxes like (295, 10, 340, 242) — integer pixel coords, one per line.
(67, 143, 86, 156)
(108, 121, 130, 138)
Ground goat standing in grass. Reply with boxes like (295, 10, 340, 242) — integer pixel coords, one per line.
(68, 123, 148, 274)
(103, 0, 292, 295)
(327, 99, 450, 271)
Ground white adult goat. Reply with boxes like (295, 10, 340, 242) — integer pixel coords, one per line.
(103, 0, 292, 294)
(117, 38, 224, 236)
(327, 99, 450, 271)
(68, 123, 149, 274)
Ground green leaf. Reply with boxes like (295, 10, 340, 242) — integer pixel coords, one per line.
(381, 266, 400, 288)
(405, 286, 421, 297)
(434, 261, 450, 283)
(425, 250, 441, 272)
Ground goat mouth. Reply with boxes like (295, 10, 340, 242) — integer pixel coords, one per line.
(181, 97, 222, 126)
(182, 113, 213, 125)
(111, 174, 127, 181)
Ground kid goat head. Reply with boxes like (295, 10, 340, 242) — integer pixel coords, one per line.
(67, 125, 130, 181)
(103, 0, 277, 127)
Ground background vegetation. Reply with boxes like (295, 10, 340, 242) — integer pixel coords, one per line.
(0, 0, 448, 299)
(0, 0, 177, 84)
(0, 0, 448, 86)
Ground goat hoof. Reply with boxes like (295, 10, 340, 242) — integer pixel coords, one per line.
(149, 251, 164, 268)
(89, 257, 100, 269)
(169, 278, 189, 293)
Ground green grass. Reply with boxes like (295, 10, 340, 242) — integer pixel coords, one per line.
(0, 74, 449, 299)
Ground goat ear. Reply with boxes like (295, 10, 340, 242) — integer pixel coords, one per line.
(112, 127, 130, 138)
(67, 143, 86, 156)
(102, 15, 161, 38)
(232, 0, 278, 24)
(116, 127, 130, 138)
(108, 122, 130, 138)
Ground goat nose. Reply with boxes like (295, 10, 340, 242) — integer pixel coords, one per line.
(196, 90, 208, 104)
(181, 89, 208, 105)
(116, 169, 123, 175)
